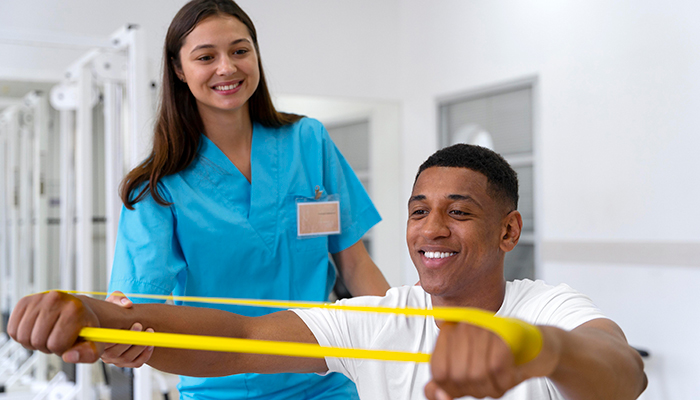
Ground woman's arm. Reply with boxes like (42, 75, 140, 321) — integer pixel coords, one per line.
(332, 240, 390, 297)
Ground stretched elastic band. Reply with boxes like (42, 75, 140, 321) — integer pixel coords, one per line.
(59, 290, 542, 364)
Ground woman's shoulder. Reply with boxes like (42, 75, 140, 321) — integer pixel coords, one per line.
(128, 178, 176, 206)
(263, 116, 329, 144)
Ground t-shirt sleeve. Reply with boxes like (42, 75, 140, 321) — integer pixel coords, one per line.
(312, 121, 381, 254)
(108, 183, 187, 303)
(292, 307, 352, 379)
(291, 295, 386, 381)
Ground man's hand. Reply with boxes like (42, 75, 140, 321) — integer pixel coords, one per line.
(101, 291, 154, 368)
(425, 318, 646, 400)
(7, 291, 104, 363)
(425, 322, 559, 400)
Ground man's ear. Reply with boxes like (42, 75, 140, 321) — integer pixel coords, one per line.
(500, 210, 522, 253)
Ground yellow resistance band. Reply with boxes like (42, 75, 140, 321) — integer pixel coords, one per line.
(61, 291, 542, 365)
(80, 328, 431, 363)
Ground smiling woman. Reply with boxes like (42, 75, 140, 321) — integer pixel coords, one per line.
(104, 1, 390, 399)
(176, 16, 260, 138)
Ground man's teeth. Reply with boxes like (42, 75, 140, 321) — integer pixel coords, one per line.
(214, 82, 241, 90)
(423, 251, 455, 259)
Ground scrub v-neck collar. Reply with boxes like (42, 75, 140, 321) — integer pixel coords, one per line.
(198, 132, 253, 183)
(196, 124, 279, 252)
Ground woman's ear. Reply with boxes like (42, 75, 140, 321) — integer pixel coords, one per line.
(172, 58, 186, 82)
(500, 210, 522, 253)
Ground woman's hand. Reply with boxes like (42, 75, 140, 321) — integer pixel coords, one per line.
(101, 291, 154, 368)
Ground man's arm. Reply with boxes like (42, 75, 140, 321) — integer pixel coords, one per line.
(425, 318, 647, 400)
(8, 291, 328, 377)
(544, 318, 647, 399)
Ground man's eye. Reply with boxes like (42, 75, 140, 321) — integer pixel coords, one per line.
(450, 210, 470, 216)
(411, 209, 427, 216)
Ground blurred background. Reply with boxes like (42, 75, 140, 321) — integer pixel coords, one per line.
(0, 0, 698, 399)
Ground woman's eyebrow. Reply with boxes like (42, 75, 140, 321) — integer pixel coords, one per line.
(190, 38, 251, 54)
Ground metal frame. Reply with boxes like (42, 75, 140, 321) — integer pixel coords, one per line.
(4, 108, 20, 313)
(1, 23, 156, 400)
(46, 24, 155, 400)
(0, 110, 8, 321)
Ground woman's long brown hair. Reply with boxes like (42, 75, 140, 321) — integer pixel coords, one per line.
(120, 0, 302, 209)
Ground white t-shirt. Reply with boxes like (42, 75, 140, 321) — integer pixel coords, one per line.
(292, 279, 607, 400)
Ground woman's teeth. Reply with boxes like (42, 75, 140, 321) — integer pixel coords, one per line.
(214, 82, 240, 90)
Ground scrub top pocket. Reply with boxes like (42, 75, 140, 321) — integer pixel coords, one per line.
(285, 194, 331, 253)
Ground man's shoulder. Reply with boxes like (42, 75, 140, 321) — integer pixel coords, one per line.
(500, 279, 606, 329)
(505, 278, 579, 300)
(339, 285, 431, 309)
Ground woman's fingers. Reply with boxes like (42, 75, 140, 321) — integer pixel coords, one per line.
(106, 291, 133, 308)
(102, 325, 155, 368)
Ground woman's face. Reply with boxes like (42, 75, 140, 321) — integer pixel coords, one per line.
(176, 14, 260, 118)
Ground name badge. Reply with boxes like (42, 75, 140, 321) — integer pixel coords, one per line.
(297, 191, 341, 237)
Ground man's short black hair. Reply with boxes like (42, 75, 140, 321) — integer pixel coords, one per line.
(415, 144, 519, 210)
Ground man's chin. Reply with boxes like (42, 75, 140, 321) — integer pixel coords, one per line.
(417, 279, 446, 296)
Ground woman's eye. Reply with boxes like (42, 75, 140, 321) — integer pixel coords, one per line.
(197, 55, 213, 61)
(233, 49, 248, 55)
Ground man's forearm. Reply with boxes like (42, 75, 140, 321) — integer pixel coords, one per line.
(82, 296, 253, 376)
(543, 320, 647, 400)
(82, 297, 325, 377)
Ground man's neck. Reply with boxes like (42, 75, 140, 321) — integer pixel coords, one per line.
(429, 279, 506, 313)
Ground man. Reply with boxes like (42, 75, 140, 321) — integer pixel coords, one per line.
(8, 144, 647, 399)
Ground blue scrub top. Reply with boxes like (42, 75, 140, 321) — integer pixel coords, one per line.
(108, 118, 381, 400)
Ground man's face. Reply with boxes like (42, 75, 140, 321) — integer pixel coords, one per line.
(407, 167, 507, 303)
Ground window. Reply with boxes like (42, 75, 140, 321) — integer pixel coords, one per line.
(439, 79, 537, 280)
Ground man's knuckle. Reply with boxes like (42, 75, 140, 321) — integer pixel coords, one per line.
(432, 367, 448, 384)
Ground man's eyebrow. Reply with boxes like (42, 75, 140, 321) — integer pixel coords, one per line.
(408, 195, 426, 204)
(190, 38, 251, 54)
(447, 194, 482, 208)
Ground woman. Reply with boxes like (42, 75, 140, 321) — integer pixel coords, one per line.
(102, 0, 389, 399)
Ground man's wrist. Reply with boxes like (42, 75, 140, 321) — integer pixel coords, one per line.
(79, 295, 132, 330)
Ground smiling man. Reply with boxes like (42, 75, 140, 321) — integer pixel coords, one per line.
(8, 144, 647, 400)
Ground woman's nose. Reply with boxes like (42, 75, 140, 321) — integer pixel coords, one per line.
(217, 56, 236, 76)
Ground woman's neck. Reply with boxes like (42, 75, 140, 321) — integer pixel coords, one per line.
(200, 103, 254, 181)
(200, 104, 253, 150)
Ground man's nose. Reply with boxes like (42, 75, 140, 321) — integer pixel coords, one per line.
(422, 212, 450, 239)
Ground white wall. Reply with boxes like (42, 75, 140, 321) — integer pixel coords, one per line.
(398, 0, 700, 240)
(239, 0, 401, 99)
(0, 0, 402, 99)
(398, 1, 700, 398)
(542, 262, 700, 400)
